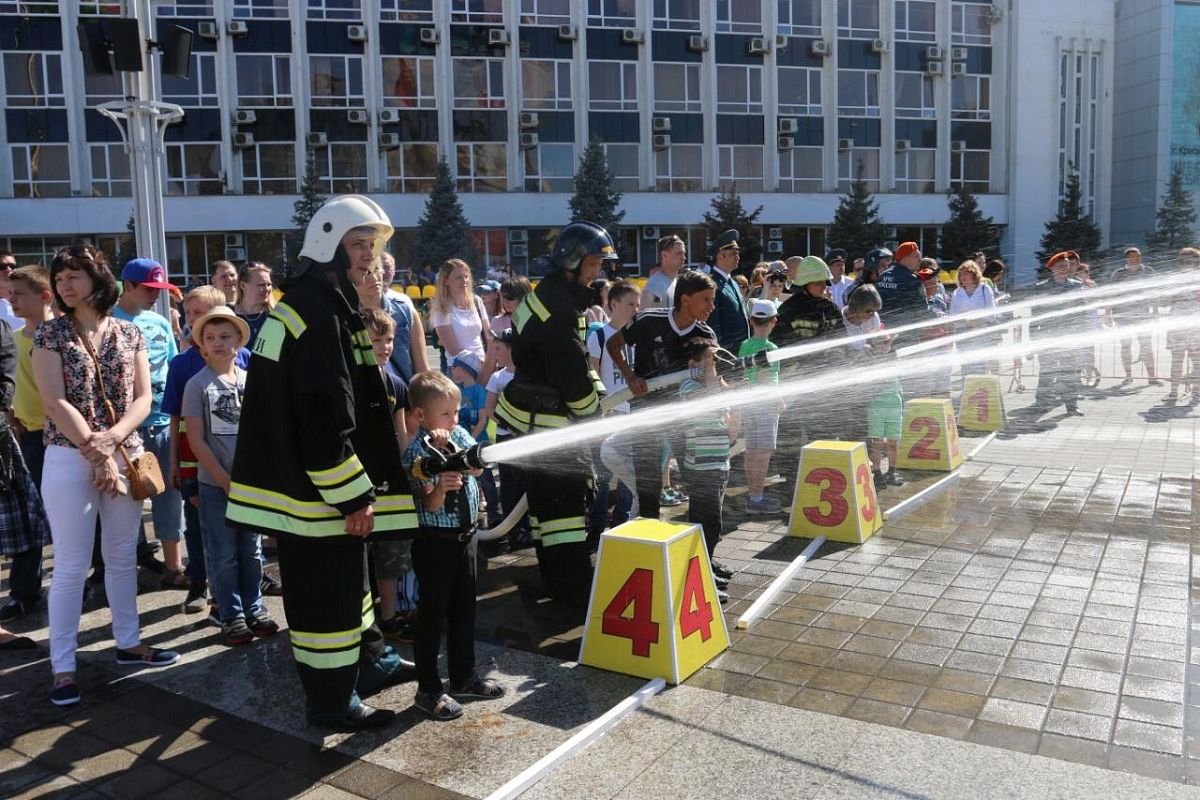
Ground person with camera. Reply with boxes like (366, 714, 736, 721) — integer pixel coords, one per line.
(33, 245, 180, 707)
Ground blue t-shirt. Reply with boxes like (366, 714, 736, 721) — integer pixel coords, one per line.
(458, 383, 488, 442)
(113, 307, 177, 427)
(162, 345, 252, 418)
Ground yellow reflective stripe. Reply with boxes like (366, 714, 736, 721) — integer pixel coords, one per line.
(180, 460, 198, 468)
(290, 628, 361, 650)
(539, 516, 587, 534)
(375, 495, 416, 514)
(229, 482, 342, 520)
(526, 292, 551, 321)
(316, 472, 374, 506)
(497, 394, 531, 422)
(565, 392, 599, 415)
(362, 607, 376, 631)
(362, 594, 373, 613)
(227, 500, 419, 538)
(293, 647, 360, 670)
(272, 302, 306, 338)
(532, 414, 570, 430)
(307, 454, 366, 487)
(541, 529, 588, 547)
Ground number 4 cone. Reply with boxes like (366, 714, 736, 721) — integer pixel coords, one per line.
(787, 441, 882, 544)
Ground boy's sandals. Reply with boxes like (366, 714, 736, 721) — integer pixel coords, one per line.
(449, 675, 506, 700)
(414, 691, 463, 721)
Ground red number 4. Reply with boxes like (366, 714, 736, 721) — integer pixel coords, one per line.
(603, 556, 715, 657)
(678, 556, 714, 643)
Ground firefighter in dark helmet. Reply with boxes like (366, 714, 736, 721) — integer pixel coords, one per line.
(495, 221, 615, 605)
(227, 195, 418, 731)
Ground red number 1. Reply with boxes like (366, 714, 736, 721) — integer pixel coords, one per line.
(602, 568, 660, 657)
(908, 417, 942, 460)
(967, 388, 989, 423)
(803, 467, 849, 527)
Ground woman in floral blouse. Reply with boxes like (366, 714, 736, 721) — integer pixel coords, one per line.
(32, 245, 180, 707)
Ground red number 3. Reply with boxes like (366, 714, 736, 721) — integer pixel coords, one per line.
(856, 462, 877, 522)
(803, 467, 849, 527)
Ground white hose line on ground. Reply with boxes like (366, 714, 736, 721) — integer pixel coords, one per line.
(482, 677, 667, 800)
(966, 432, 998, 461)
(883, 473, 960, 521)
(476, 494, 529, 541)
(736, 536, 826, 630)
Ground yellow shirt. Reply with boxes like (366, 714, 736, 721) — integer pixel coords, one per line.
(14, 330, 43, 432)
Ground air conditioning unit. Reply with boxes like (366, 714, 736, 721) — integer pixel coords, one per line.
(951, 140, 967, 152)
(951, 47, 968, 61)
(511, 243, 529, 257)
(768, 227, 782, 239)
(986, 4, 1004, 24)
(233, 109, 256, 125)
(307, 132, 328, 146)
(347, 109, 369, 124)
(775, 35, 788, 50)
(378, 108, 399, 124)
(778, 118, 798, 135)
(420, 27, 439, 44)
(198, 21, 218, 41)
(838, 138, 854, 150)
(810, 39, 829, 57)
(232, 131, 255, 149)
(925, 46, 942, 60)
(519, 111, 539, 129)
(642, 226, 660, 240)
(924, 61, 944, 76)
(227, 19, 248, 37)
(557, 24, 577, 41)
(895, 139, 911, 152)
(652, 117, 671, 133)
(767, 240, 784, 254)
(748, 37, 769, 54)
(379, 133, 401, 149)
(652, 133, 670, 150)
(688, 34, 708, 52)
(778, 136, 794, 151)
(347, 24, 367, 43)
(519, 131, 539, 149)
(488, 28, 510, 46)
(621, 28, 644, 44)
(509, 229, 528, 243)
(225, 234, 244, 248)
(871, 38, 887, 53)
(226, 247, 247, 262)
(951, 62, 967, 77)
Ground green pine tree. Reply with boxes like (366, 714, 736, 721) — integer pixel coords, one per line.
(1037, 168, 1101, 262)
(568, 142, 625, 252)
(939, 185, 1000, 265)
(701, 188, 764, 266)
(412, 159, 475, 273)
(826, 174, 887, 262)
(286, 150, 327, 278)
(117, 212, 138, 268)
(1146, 164, 1197, 253)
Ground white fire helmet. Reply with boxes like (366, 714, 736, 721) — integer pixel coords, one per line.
(299, 195, 393, 264)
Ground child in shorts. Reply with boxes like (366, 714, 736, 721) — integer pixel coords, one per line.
(843, 287, 904, 490)
(738, 299, 783, 515)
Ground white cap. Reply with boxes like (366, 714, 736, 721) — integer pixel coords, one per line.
(750, 299, 778, 320)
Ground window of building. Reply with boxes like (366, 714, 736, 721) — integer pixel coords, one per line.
(78, 2, 122, 13)
(162, 53, 218, 107)
(654, 62, 701, 113)
(525, 142, 574, 192)
(385, 142, 439, 192)
(0, 2, 57, 14)
(778, 0, 820, 36)
(654, 144, 703, 192)
(90, 143, 130, 197)
(838, 0, 879, 38)
(236, 54, 292, 107)
(951, 149, 989, 193)
(653, 0, 700, 31)
(952, 1, 992, 46)
(165, 234, 225, 286)
(381, 0, 433, 21)
(587, 0, 635, 28)
(10, 144, 69, 198)
(233, 0, 289, 18)
(716, 65, 763, 114)
(589, 61, 638, 110)
(470, 229, 510, 267)
(522, 60, 572, 110)
(241, 142, 296, 194)
(310, 55, 365, 107)
(3, 53, 64, 108)
(716, 0, 761, 33)
(951, 74, 990, 120)
(837, 147, 879, 192)
(837, 69, 880, 116)
(778, 66, 821, 116)
(85, 71, 125, 106)
(307, 0, 360, 20)
(165, 143, 222, 196)
(155, 1, 216, 15)
(453, 58, 505, 109)
(895, 72, 935, 118)
(895, 0, 936, 42)
(778, 146, 823, 192)
(382, 56, 436, 108)
(601, 143, 640, 191)
(895, 148, 935, 193)
(451, 0, 503, 24)
(520, 0, 570, 25)
(718, 145, 763, 192)
(457, 142, 506, 191)
(311, 142, 368, 193)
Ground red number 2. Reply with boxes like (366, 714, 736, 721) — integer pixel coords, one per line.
(967, 388, 989, 423)
(908, 416, 942, 460)
(856, 463, 877, 522)
(602, 568, 659, 657)
(803, 467, 849, 527)
(678, 556, 714, 643)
